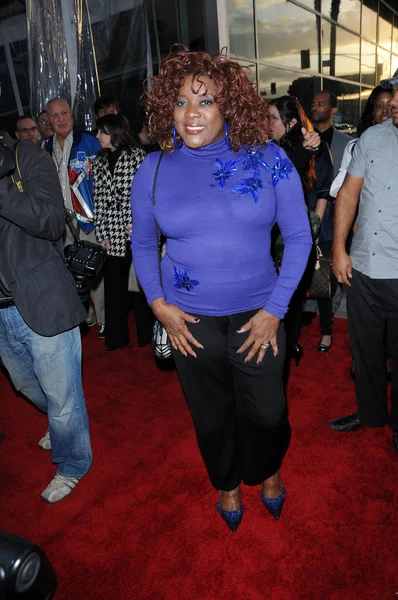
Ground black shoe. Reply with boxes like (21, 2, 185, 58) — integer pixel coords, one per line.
(288, 344, 303, 367)
(393, 429, 398, 454)
(98, 325, 106, 339)
(329, 413, 363, 432)
(302, 311, 316, 326)
(318, 337, 332, 353)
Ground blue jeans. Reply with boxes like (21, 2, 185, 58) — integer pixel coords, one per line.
(0, 306, 92, 477)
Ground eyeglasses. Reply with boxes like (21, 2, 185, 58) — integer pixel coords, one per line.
(38, 118, 49, 125)
(17, 126, 38, 133)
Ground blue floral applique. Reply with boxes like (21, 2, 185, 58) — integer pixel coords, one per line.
(212, 158, 239, 189)
(270, 151, 294, 187)
(232, 173, 263, 203)
(240, 149, 270, 173)
(173, 266, 200, 292)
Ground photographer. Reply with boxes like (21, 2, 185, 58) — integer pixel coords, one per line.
(0, 132, 92, 503)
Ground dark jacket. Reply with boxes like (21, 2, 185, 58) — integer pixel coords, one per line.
(306, 142, 334, 242)
(0, 140, 86, 336)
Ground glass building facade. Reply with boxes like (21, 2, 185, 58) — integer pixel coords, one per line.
(1, 0, 397, 133)
(224, 0, 398, 129)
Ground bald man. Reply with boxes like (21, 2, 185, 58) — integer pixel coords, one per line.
(43, 98, 105, 334)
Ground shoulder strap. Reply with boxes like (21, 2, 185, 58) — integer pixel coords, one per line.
(11, 143, 23, 192)
(151, 151, 164, 207)
(349, 140, 358, 155)
(151, 152, 165, 284)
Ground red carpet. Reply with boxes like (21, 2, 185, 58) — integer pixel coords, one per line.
(1, 317, 397, 599)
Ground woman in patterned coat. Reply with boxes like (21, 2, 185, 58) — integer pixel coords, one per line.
(94, 114, 146, 350)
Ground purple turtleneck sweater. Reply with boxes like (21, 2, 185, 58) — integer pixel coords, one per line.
(131, 138, 311, 318)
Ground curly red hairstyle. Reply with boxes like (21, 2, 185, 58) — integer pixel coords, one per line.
(143, 48, 270, 152)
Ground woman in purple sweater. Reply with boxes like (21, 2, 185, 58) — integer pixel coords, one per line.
(131, 49, 312, 533)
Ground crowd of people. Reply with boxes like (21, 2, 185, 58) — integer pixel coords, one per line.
(1, 49, 398, 526)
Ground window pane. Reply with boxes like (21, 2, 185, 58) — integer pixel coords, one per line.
(228, 0, 255, 58)
(322, 0, 361, 33)
(184, 0, 207, 50)
(360, 88, 372, 119)
(378, 14, 392, 50)
(361, 40, 376, 86)
(151, 0, 179, 59)
(257, 1, 320, 71)
(376, 45, 391, 80)
(9, 40, 29, 111)
(238, 60, 257, 83)
(362, 0, 377, 41)
(392, 14, 398, 55)
(322, 21, 360, 81)
(258, 64, 321, 117)
(0, 46, 16, 117)
(324, 79, 360, 131)
(392, 54, 398, 76)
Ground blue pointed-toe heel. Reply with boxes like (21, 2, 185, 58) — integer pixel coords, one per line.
(259, 485, 286, 520)
(216, 502, 244, 533)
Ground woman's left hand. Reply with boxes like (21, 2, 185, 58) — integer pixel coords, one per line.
(236, 309, 281, 362)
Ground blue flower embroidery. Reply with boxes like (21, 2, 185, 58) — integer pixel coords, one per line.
(173, 266, 200, 292)
(240, 149, 270, 173)
(232, 175, 263, 203)
(270, 151, 293, 187)
(212, 158, 239, 189)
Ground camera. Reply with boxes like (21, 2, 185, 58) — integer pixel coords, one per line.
(64, 240, 107, 302)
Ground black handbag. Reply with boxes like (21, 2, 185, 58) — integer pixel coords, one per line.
(150, 152, 172, 360)
(307, 245, 337, 299)
(274, 211, 320, 273)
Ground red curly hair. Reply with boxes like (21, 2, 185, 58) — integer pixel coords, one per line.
(143, 48, 270, 152)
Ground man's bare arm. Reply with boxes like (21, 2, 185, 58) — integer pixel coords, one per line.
(332, 173, 363, 285)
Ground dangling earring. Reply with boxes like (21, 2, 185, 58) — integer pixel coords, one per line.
(224, 121, 231, 150)
(173, 125, 182, 150)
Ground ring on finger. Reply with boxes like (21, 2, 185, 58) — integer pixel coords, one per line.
(261, 342, 271, 350)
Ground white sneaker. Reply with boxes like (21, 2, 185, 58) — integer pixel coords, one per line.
(41, 474, 79, 503)
(38, 429, 51, 450)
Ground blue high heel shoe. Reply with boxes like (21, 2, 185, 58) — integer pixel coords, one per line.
(216, 503, 244, 534)
(259, 485, 286, 520)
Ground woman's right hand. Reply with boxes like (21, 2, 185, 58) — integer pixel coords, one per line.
(151, 298, 204, 358)
(100, 239, 111, 250)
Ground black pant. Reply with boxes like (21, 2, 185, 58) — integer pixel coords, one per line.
(171, 310, 291, 491)
(317, 240, 333, 335)
(284, 248, 315, 347)
(104, 249, 131, 350)
(347, 269, 398, 429)
(132, 292, 153, 347)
